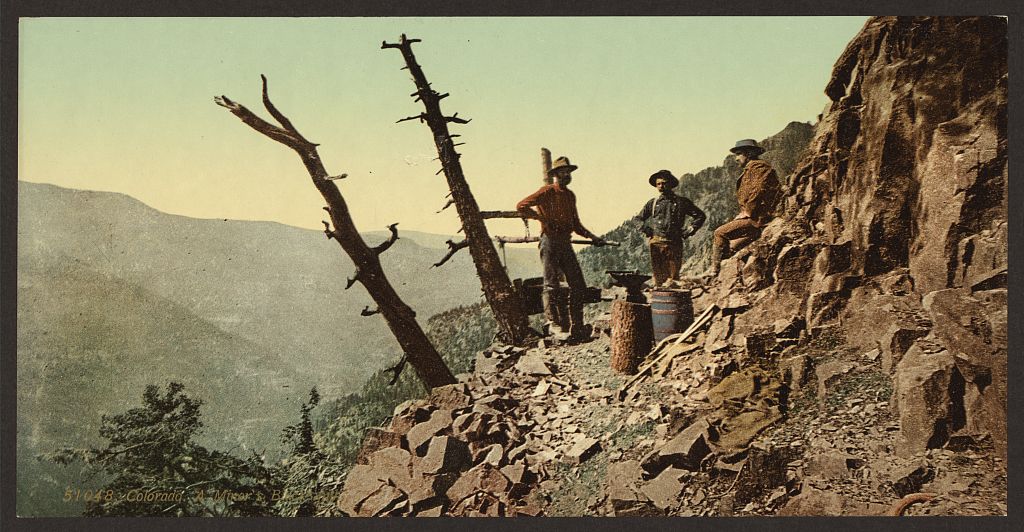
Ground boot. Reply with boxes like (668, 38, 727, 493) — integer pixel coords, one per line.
(567, 289, 591, 343)
(709, 241, 727, 277)
(541, 289, 562, 336)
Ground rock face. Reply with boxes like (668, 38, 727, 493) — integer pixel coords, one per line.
(739, 16, 1007, 458)
(788, 16, 1007, 289)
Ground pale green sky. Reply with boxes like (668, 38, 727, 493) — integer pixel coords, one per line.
(19, 17, 869, 237)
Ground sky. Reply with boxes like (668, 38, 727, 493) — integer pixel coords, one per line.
(18, 17, 869, 238)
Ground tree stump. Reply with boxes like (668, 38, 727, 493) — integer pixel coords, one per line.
(611, 299, 653, 375)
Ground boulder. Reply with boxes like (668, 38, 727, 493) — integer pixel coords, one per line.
(355, 428, 403, 465)
(732, 444, 795, 506)
(356, 483, 407, 517)
(777, 487, 870, 516)
(445, 464, 511, 506)
(922, 289, 1006, 456)
(418, 436, 470, 475)
(515, 353, 554, 376)
(337, 464, 387, 515)
(640, 467, 687, 511)
(804, 451, 861, 480)
(566, 436, 601, 464)
(744, 331, 777, 359)
(889, 460, 936, 497)
(715, 409, 783, 452)
(642, 418, 712, 473)
(405, 408, 454, 455)
(881, 324, 930, 373)
(605, 460, 653, 515)
(428, 383, 473, 410)
(892, 344, 963, 456)
(773, 243, 820, 294)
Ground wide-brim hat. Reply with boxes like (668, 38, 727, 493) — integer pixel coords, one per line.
(730, 139, 766, 156)
(547, 156, 578, 177)
(649, 170, 679, 188)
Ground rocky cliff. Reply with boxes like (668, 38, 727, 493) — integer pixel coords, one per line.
(731, 14, 1007, 456)
(330, 16, 1007, 517)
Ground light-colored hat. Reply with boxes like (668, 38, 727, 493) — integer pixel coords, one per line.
(730, 139, 766, 156)
(547, 156, 578, 176)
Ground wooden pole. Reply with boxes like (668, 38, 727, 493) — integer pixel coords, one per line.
(541, 147, 553, 185)
(610, 300, 653, 375)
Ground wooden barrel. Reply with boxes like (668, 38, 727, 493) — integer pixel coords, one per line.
(650, 289, 694, 342)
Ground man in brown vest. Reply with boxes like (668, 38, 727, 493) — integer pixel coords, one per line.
(711, 139, 782, 275)
(517, 156, 605, 341)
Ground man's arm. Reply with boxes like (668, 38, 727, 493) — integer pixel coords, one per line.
(681, 197, 706, 235)
(571, 194, 603, 243)
(516, 186, 548, 217)
(633, 199, 654, 237)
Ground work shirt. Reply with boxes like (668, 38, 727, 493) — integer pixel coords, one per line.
(634, 192, 706, 244)
(736, 159, 782, 227)
(517, 184, 596, 239)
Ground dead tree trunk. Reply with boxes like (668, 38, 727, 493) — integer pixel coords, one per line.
(610, 299, 653, 375)
(214, 77, 456, 390)
(383, 34, 534, 346)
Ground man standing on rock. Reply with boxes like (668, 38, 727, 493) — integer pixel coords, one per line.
(517, 156, 606, 342)
(633, 170, 706, 287)
(710, 139, 782, 276)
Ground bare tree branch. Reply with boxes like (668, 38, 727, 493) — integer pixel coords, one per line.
(384, 354, 408, 385)
(373, 223, 400, 255)
(433, 239, 469, 268)
(361, 306, 380, 317)
(321, 220, 335, 240)
(397, 114, 427, 124)
(437, 198, 456, 213)
(445, 113, 471, 124)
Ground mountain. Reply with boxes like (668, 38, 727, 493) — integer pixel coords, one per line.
(578, 121, 816, 283)
(15, 180, 537, 515)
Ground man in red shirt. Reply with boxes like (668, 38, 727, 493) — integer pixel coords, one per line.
(517, 156, 605, 341)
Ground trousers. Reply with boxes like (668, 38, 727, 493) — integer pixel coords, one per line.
(539, 234, 587, 335)
(649, 241, 683, 286)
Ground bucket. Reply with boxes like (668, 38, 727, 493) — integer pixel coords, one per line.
(650, 289, 694, 342)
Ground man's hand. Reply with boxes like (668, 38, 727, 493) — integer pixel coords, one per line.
(734, 211, 751, 220)
(591, 237, 607, 247)
(682, 226, 697, 238)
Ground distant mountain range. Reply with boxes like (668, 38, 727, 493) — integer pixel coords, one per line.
(15, 180, 537, 515)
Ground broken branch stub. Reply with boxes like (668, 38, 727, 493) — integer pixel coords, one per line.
(215, 77, 456, 389)
(433, 239, 470, 268)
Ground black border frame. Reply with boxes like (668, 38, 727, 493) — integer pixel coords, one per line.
(2, 2, 1020, 531)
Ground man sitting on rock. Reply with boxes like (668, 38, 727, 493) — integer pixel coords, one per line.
(633, 170, 706, 287)
(710, 139, 782, 276)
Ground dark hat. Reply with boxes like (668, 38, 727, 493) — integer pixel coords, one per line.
(649, 170, 679, 188)
(547, 156, 578, 177)
(730, 139, 766, 156)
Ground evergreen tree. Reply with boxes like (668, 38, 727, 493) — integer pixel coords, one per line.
(47, 382, 280, 516)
